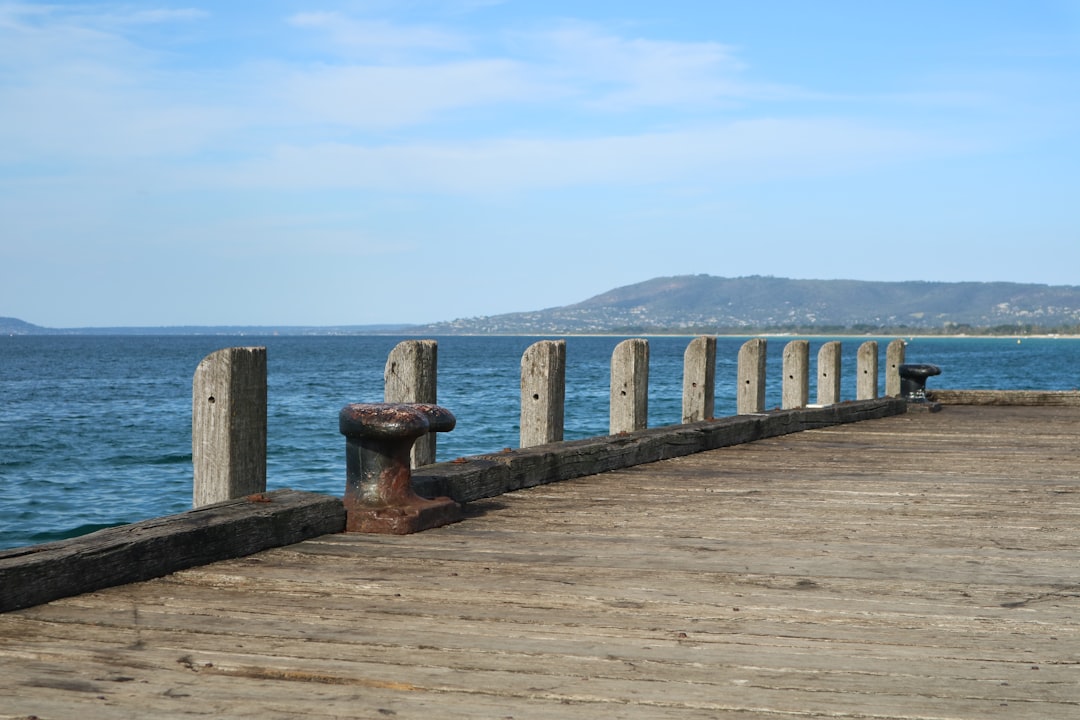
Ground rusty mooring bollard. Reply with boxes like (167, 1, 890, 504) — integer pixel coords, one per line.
(339, 403, 460, 534)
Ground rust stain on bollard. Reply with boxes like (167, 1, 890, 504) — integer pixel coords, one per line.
(339, 402, 460, 534)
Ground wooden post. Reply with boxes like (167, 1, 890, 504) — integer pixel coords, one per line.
(520, 340, 566, 447)
(857, 340, 879, 400)
(817, 341, 842, 405)
(192, 346, 267, 508)
(737, 338, 767, 414)
(610, 338, 649, 434)
(681, 336, 716, 423)
(782, 340, 809, 409)
(384, 340, 438, 467)
(885, 338, 906, 397)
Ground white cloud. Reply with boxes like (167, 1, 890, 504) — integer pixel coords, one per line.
(214, 118, 949, 195)
(288, 12, 469, 60)
(107, 8, 208, 25)
(278, 59, 556, 128)
(0, 4, 1015, 197)
(530, 22, 759, 110)
(0, 3, 236, 161)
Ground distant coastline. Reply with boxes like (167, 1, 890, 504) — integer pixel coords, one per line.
(9, 274, 1080, 338)
(3, 318, 1077, 340)
(0, 318, 417, 337)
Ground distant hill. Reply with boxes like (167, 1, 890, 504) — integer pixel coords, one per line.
(416, 275, 1080, 335)
(8, 276, 1080, 336)
(0, 318, 415, 336)
(0, 317, 50, 335)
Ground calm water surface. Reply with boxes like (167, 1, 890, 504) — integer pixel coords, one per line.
(2, 334, 1078, 549)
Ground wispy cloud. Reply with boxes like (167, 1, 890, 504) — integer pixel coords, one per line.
(0, 3, 1034, 189)
(535, 22, 752, 110)
(288, 11, 469, 60)
(215, 118, 952, 195)
(277, 59, 552, 129)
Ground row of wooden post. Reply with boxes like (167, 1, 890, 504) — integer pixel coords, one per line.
(191, 337, 905, 508)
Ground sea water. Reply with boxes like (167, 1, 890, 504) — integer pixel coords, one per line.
(2, 334, 1078, 550)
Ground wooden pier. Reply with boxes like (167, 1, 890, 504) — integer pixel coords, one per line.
(2, 404, 1079, 718)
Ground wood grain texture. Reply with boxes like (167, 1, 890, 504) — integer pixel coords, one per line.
(737, 337, 767, 414)
(414, 398, 907, 502)
(520, 340, 566, 447)
(885, 338, 906, 397)
(191, 346, 267, 507)
(384, 339, 439, 467)
(929, 388, 1080, 406)
(0, 400, 904, 615)
(681, 336, 716, 423)
(781, 339, 809, 409)
(609, 338, 649, 434)
(3, 405, 1078, 719)
(857, 340, 879, 400)
(0, 490, 345, 612)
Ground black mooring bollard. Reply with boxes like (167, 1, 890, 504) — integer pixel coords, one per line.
(339, 402, 460, 534)
(898, 363, 942, 402)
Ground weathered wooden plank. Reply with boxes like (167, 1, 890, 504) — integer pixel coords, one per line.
(781, 339, 809, 409)
(0, 489, 346, 613)
(520, 339, 566, 447)
(816, 340, 842, 405)
(929, 388, 1080, 406)
(856, 340, 878, 399)
(2, 406, 1078, 719)
(681, 335, 716, 422)
(192, 346, 267, 507)
(737, 337, 767, 414)
(5, 604, 1075, 716)
(0, 400, 903, 614)
(885, 337, 906, 397)
(14, 592, 1072, 699)
(610, 337, 649, 433)
(384, 339, 439, 466)
(414, 398, 907, 501)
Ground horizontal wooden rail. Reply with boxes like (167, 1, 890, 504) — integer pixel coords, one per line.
(928, 389, 1080, 406)
(0, 490, 345, 613)
(414, 398, 906, 502)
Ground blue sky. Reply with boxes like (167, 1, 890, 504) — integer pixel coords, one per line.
(2, 1, 1078, 327)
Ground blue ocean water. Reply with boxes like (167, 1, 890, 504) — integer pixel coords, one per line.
(2, 334, 1078, 550)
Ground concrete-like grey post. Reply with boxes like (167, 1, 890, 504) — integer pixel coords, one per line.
(737, 338, 767, 414)
(885, 338, 906, 397)
(520, 339, 566, 447)
(384, 340, 438, 467)
(192, 346, 267, 508)
(817, 341, 842, 405)
(610, 338, 649, 434)
(681, 336, 716, 423)
(782, 340, 809, 409)
(857, 340, 879, 400)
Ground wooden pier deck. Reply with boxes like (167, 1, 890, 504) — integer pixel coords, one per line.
(2, 405, 1079, 719)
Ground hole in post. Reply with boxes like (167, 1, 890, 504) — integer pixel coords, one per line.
(207, 396, 215, 404)
(532, 393, 539, 400)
